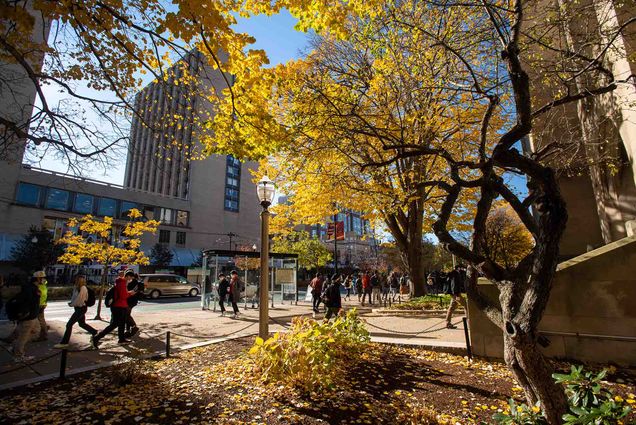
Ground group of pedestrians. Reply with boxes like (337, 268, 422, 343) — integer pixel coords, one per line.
(0, 269, 144, 361)
(308, 273, 342, 319)
(205, 270, 244, 319)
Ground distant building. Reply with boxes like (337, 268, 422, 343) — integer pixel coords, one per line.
(0, 44, 260, 277)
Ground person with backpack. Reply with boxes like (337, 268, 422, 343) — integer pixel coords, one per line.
(228, 270, 243, 319)
(388, 272, 400, 302)
(323, 274, 342, 320)
(92, 272, 131, 348)
(124, 270, 142, 338)
(445, 265, 467, 329)
(33, 271, 48, 341)
(6, 277, 41, 361)
(217, 273, 229, 317)
(54, 275, 97, 349)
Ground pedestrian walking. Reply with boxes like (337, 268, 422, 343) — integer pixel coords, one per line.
(323, 274, 342, 320)
(217, 273, 229, 316)
(389, 272, 399, 302)
(445, 265, 467, 329)
(4, 277, 41, 361)
(54, 275, 97, 349)
(203, 276, 213, 310)
(360, 272, 372, 306)
(343, 275, 352, 301)
(399, 273, 410, 301)
(370, 271, 380, 303)
(309, 273, 323, 314)
(92, 273, 131, 348)
(229, 270, 243, 319)
(355, 274, 363, 302)
(34, 271, 48, 341)
(124, 270, 142, 338)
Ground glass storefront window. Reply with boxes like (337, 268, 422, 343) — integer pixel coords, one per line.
(16, 183, 42, 206)
(45, 188, 70, 211)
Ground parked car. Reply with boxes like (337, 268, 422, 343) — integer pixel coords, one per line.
(141, 274, 200, 299)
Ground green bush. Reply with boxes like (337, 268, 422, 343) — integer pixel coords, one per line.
(392, 295, 452, 310)
(493, 366, 632, 425)
(248, 309, 370, 392)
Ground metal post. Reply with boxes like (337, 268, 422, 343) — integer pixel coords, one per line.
(270, 264, 274, 308)
(462, 317, 472, 360)
(213, 255, 219, 312)
(59, 349, 68, 379)
(201, 252, 207, 310)
(259, 208, 270, 340)
(244, 263, 248, 310)
(166, 331, 171, 357)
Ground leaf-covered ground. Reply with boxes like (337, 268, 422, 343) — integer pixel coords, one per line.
(0, 338, 634, 424)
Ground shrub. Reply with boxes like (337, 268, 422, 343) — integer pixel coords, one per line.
(493, 366, 632, 425)
(392, 295, 452, 311)
(248, 309, 369, 392)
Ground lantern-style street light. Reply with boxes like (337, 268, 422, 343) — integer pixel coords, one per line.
(257, 176, 275, 339)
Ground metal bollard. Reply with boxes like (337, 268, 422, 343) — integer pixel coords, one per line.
(59, 349, 68, 379)
(166, 331, 171, 358)
(462, 317, 472, 360)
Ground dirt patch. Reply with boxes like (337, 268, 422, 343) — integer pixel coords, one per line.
(1, 337, 634, 424)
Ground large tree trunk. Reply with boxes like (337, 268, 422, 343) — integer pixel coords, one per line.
(503, 331, 568, 424)
(407, 242, 427, 296)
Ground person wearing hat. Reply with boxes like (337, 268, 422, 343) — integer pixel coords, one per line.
(33, 271, 48, 341)
(216, 273, 229, 317)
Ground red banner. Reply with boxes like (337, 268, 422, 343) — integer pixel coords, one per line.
(326, 221, 345, 241)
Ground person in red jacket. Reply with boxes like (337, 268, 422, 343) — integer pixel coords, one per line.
(361, 272, 373, 306)
(92, 273, 131, 348)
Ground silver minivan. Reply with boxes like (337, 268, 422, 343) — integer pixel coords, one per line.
(142, 274, 200, 299)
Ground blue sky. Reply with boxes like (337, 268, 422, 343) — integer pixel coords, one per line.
(34, 11, 310, 184)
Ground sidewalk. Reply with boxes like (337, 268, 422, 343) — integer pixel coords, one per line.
(0, 299, 468, 390)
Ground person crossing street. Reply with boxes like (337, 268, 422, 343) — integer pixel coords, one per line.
(54, 275, 97, 349)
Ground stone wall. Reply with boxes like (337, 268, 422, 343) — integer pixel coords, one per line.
(468, 236, 636, 366)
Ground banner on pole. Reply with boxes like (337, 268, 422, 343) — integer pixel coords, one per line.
(326, 221, 345, 241)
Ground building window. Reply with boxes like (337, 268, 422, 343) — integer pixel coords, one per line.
(176, 231, 186, 246)
(159, 229, 170, 244)
(159, 208, 174, 225)
(120, 201, 138, 218)
(73, 193, 94, 214)
(97, 197, 117, 217)
(176, 210, 189, 227)
(353, 216, 362, 235)
(43, 217, 76, 240)
(16, 182, 42, 206)
(224, 155, 241, 212)
(45, 188, 70, 211)
(143, 206, 155, 221)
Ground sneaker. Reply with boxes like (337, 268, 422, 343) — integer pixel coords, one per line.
(53, 343, 69, 349)
(118, 339, 132, 345)
(446, 323, 457, 329)
(129, 327, 139, 337)
(90, 336, 100, 349)
(232, 314, 238, 319)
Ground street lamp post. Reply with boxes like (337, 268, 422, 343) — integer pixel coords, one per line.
(257, 176, 275, 340)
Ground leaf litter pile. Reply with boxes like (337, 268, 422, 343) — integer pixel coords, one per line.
(1, 337, 634, 424)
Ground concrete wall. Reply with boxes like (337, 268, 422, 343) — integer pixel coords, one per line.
(468, 235, 636, 366)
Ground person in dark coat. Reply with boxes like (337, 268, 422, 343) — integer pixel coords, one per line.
(217, 273, 229, 317)
(445, 265, 467, 329)
(228, 270, 243, 319)
(124, 271, 142, 338)
(324, 274, 342, 320)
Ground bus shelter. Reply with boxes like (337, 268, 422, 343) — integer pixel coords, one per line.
(200, 249, 298, 311)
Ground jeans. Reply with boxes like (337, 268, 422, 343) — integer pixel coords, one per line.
(61, 306, 97, 344)
(125, 306, 137, 332)
(312, 293, 321, 312)
(219, 295, 226, 313)
(37, 307, 47, 339)
(361, 291, 373, 305)
(94, 307, 127, 343)
(325, 307, 340, 320)
(13, 318, 38, 357)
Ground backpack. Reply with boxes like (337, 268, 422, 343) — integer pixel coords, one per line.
(6, 287, 39, 322)
(86, 287, 96, 307)
(104, 286, 115, 308)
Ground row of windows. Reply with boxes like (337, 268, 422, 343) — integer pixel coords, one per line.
(16, 182, 189, 226)
(224, 155, 241, 212)
(159, 229, 187, 246)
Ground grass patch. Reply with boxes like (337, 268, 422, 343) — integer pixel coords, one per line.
(391, 294, 454, 310)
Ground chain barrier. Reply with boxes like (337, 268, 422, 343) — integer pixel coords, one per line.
(363, 318, 464, 336)
(0, 343, 61, 377)
(168, 321, 257, 340)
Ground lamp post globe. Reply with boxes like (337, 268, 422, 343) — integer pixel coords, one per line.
(257, 176, 275, 208)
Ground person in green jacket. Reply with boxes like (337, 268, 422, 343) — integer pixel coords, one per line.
(33, 271, 48, 341)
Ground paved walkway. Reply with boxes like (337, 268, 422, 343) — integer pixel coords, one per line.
(0, 297, 467, 390)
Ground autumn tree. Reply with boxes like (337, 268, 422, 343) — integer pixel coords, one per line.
(272, 231, 332, 271)
(58, 209, 159, 320)
(484, 204, 534, 271)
